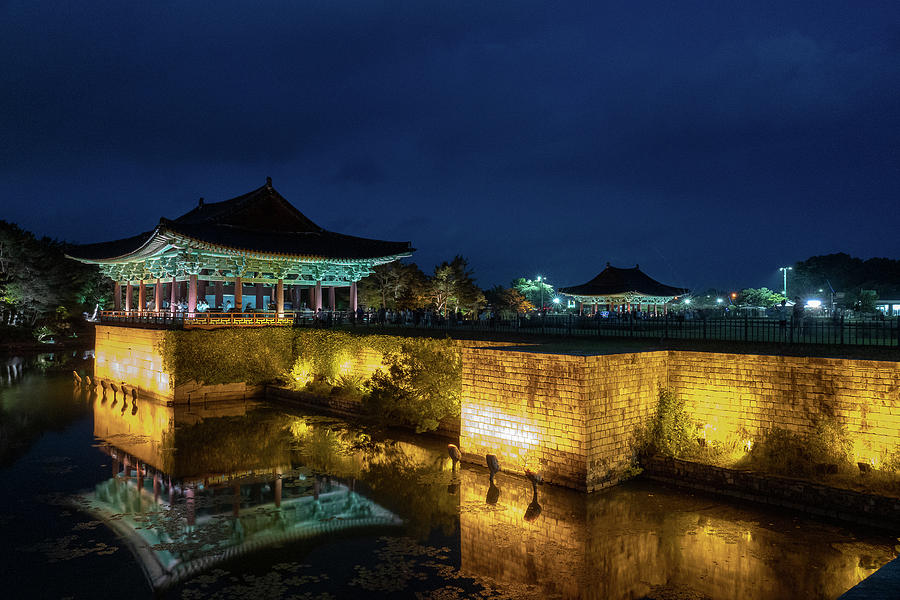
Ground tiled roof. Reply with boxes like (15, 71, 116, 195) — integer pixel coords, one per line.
(559, 264, 687, 297)
(67, 178, 412, 261)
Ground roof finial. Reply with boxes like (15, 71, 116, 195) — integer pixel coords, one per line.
(606, 261, 610, 268)
(266, 176, 272, 188)
(635, 263, 639, 269)
(198, 197, 204, 208)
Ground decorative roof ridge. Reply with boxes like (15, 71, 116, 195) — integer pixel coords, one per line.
(173, 178, 325, 233)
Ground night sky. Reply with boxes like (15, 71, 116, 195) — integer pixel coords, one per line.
(2, 2, 899, 292)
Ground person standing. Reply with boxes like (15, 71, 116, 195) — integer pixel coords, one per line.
(792, 297, 804, 341)
(778, 299, 788, 341)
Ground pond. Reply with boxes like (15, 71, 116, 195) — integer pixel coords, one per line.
(0, 351, 897, 599)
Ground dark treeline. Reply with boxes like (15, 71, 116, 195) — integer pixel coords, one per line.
(0, 220, 109, 341)
(791, 253, 900, 300)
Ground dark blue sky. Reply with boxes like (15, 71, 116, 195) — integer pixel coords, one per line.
(2, 1, 898, 292)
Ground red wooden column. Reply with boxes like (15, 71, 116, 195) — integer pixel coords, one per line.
(214, 281, 224, 309)
(577, 301, 583, 315)
(154, 278, 162, 312)
(125, 284, 133, 312)
(350, 282, 358, 312)
(276, 279, 284, 316)
(328, 286, 336, 310)
(315, 281, 322, 311)
(114, 282, 121, 311)
(188, 274, 198, 313)
(138, 280, 146, 313)
(170, 276, 177, 315)
(256, 283, 264, 310)
(234, 277, 243, 311)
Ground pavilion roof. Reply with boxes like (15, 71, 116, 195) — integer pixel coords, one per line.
(558, 264, 688, 298)
(67, 178, 413, 262)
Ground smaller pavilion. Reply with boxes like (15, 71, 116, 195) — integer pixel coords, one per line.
(559, 263, 688, 316)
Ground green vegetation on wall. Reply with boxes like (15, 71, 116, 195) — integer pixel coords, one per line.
(159, 328, 461, 433)
(158, 328, 294, 386)
(366, 337, 461, 433)
(643, 387, 696, 459)
(290, 329, 461, 433)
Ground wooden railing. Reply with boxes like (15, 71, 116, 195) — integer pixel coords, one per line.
(98, 310, 296, 329)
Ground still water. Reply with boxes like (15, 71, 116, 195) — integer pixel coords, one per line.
(0, 352, 897, 599)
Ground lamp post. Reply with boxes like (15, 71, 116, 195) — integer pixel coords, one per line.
(536, 275, 544, 313)
(779, 266, 792, 298)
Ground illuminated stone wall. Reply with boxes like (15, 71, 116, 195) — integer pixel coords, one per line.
(670, 351, 900, 467)
(583, 351, 668, 489)
(94, 325, 172, 400)
(94, 325, 263, 403)
(460, 347, 590, 489)
(461, 347, 900, 490)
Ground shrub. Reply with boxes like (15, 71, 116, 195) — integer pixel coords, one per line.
(364, 337, 461, 433)
(645, 387, 696, 458)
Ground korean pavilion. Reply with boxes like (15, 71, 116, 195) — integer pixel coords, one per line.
(559, 263, 688, 316)
(66, 177, 413, 316)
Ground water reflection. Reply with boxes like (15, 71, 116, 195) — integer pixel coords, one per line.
(40, 381, 897, 598)
(83, 396, 403, 590)
(457, 467, 897, 599)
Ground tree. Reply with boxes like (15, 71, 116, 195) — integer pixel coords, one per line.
(358, 261, 427, 309)
(0, 220, 109, 329)
(512, 277, 555, 310)
(484, 285, 531, 315)
(738, 287, 786, 308)
(425, 256, 485, 315)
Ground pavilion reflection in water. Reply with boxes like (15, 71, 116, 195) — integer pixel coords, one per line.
(80, 393, 402, 591)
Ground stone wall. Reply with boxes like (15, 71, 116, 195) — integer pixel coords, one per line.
(643, 455, 900, 529)
(94, 325, 264, 403)
(583, 351, 667, 489)
(94, 325, 172, 400)
(461, 347, 900, 491)
(670, 352, 900, 466)
(460, 347, 590, 489)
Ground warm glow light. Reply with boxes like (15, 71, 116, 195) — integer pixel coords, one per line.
(805, 300, 821, 308)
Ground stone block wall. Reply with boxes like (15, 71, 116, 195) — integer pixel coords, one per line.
(583, 351, 667, 490)
(461, 347, 900, 491)
(94, 325, 173, 400)
(460, 347, 591, 489)
(670, 352, 900, 465)
(94, 325, 264, 403)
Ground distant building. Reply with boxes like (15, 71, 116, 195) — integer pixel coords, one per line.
(66, 177, 413, 314)
(559, 263, 687, 316)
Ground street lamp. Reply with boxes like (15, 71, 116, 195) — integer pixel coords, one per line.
(536, 275, 544, 312)
(779, 266, 792, 298)
(552, 297, 560, 312)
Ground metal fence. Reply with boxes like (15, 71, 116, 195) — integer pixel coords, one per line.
(98, 310, 900, 347)
(327, 313, 900, 347)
